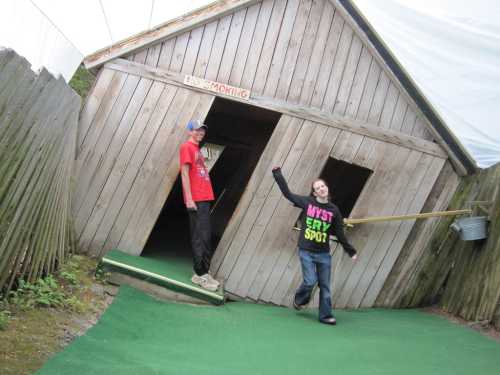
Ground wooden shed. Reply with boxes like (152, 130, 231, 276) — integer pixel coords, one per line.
(76, 0, 476, 308)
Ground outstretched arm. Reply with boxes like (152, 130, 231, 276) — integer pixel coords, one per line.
(272, 167, 308, 209)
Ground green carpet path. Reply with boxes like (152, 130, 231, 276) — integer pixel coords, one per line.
(37, 286, 500, 375)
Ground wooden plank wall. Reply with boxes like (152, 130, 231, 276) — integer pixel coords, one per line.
(131, 0, 435, 143)
(74, 0, 453, 307)
(380, 164, 499, 328)
(210, 112, 446, 307)
(375, 161, 460, 307)
(110, 0, 449, 307)
(0, 49, 80, 294)
(73, 59, 214, 256)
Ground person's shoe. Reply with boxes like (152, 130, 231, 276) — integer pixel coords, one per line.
(293, 299, 307, 311)
(207, 273, 220, 288)
(319, 316, 337, 325)
(191, 274, 218, 292)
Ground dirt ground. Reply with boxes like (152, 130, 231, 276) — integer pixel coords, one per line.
(0, 256, 117, 375)
(423, 306, 500, 342)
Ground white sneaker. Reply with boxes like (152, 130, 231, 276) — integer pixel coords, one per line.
(191, 274, 218, 292)
(207, 273, 220, 288)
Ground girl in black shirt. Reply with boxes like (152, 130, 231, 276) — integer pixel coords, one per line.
(272, 167, 357, 325)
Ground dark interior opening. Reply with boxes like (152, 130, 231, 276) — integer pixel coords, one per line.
(141, 97, 280, 267)
(320, 157, 372, 218)
(294, 158, 372, 232)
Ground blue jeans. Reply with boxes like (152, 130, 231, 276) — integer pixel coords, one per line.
(295, 249, 333, 321)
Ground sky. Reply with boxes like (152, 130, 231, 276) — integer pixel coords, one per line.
(0, 0, 499, 167)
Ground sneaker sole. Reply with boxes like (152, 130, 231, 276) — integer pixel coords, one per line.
(319, 318, 337, 325)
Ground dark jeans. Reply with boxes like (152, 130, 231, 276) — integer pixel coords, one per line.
(295, 248, 333, 321)
(188, 201, 213, 276)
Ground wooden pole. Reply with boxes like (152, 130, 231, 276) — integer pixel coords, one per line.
(344, 209, 472, 225)
(292, 209, 473, 234)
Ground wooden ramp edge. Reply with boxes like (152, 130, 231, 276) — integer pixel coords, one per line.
(100, 251, 224, 305)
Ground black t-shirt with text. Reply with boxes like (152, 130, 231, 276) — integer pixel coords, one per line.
(272, 168, 357, 257)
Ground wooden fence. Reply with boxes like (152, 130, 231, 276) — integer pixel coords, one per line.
(386, 162, 500, 329)
(0, 49, 81, 295)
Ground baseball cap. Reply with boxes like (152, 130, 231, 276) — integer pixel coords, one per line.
(186, 119, 208, 131)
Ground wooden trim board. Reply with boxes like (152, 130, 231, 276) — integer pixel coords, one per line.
(104, 58, 447, 159)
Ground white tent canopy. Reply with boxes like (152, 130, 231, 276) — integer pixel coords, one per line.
(0, 0, 214, 80)
(355, 0, 500, 168)
(1, 0, 499, 168)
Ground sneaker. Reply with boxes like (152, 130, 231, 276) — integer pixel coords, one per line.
(207, 273, 220, 288)
(293, 299, 307, 311)
(191, 274, 218, 292)
(319, 316, 337, 325)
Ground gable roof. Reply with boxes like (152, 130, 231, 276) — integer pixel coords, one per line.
(84, 0, 258, 70)
(83, 0, 477, 175)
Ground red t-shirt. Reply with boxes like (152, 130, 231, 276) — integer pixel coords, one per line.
(179, 141, 214, 202)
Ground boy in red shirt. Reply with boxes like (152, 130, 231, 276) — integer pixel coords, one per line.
(179, 120, 219, 292)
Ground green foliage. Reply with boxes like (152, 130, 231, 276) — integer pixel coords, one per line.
(65, 296, 85, 313)
(9, 276, 66, 309)
(60, 270, 78, 285)
(69, 65, 95, 101)
(94, 265, 110, 284)
(4, 255, 104, 314)
(0, 308, 10, 330)
(59, 255, 83, 286)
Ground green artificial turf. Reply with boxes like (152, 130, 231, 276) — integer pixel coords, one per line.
(37, 285, 500, 375)
(101, 250, 224, 303)
(105, 249, 194, 284)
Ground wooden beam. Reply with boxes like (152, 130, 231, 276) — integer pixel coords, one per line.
(84, 0, 260, 70)
(105, 58, 448, 159)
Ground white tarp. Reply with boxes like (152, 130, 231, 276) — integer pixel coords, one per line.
(0, 0, 213, 80)
(1, 0, 499, 167)
(353, 0, 500, 167)
(0, 0, 83, 81)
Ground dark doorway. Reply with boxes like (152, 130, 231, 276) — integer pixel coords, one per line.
(320, 158, 372, 217)
(141, 97, 280, 269)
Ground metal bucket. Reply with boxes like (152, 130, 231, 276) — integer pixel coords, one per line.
(450, 216, 488, 241)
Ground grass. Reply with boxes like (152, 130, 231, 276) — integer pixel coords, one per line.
(69, 65, 95, 101)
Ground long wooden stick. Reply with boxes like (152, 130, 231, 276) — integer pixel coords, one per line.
(344, 209, 472, 225)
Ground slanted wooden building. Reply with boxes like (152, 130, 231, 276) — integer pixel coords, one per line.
(76, 0, 476, 308)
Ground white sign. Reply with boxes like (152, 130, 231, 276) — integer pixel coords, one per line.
(184, 75, 250, 100)
(201, 143, 225, 171)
